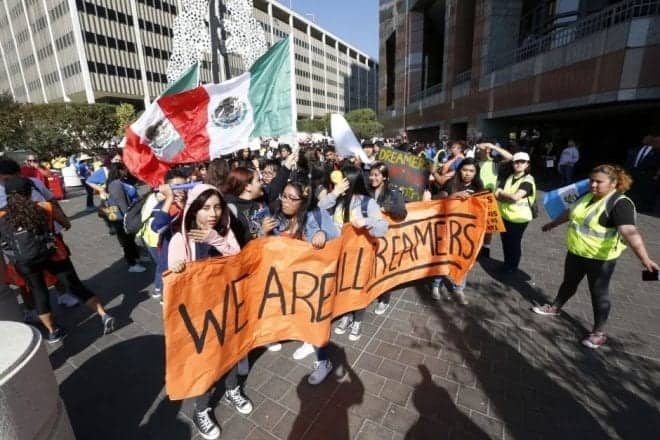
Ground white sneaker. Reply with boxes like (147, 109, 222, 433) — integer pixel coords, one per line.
(293, 342, 315, 360)
(128, 264, 146, 273)
(431, 285, 441, 300)
(374, 302, 389, 315)
(57, 292, 80, 307)
(308, 360, 333, 385)
(237, 356, 250, 376)
(266, 342, 282, 352)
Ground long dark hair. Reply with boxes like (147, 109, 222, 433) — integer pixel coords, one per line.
(369, 161, 392, 193)
(270, 182, 311, 240)
(105, 163, 126, 189)
(338, 164, 369, 224)
(445, 158, 484, 194)
(6, 188, 48, 234)
(184, 188, 231, 236)
(221, 167, 254, 197)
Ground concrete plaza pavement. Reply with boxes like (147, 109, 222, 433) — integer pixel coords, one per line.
(42, 188, 660, 440)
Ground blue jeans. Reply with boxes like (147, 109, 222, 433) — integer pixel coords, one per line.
(432, 276, 466, 291)
(146, 246, 163, 291)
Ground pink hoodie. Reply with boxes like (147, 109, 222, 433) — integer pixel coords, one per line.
(168, 183, 240, 264)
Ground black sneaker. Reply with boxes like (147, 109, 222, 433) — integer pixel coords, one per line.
(47, 328, 67, 344)
(102, 314, 116, 335)
(478, 247, 490, 259)
(192, 408, 221, 440)
(223, 386, 253, 415)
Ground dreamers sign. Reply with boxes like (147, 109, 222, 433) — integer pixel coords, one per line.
(163, 197, 490, 399)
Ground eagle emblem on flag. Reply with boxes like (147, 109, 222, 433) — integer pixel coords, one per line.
(212, 97, 248, 128)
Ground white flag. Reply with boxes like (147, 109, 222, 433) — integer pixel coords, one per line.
(330, 114, 371, 164)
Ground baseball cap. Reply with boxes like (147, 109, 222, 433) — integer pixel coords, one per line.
(512, 152, 530, 162)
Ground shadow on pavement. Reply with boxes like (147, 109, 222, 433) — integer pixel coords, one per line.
(406, 364, 488, 439)
(289, 344, 364, 440)
(59, 335, 189, 440)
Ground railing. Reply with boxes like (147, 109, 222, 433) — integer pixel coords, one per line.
(489, 0, 660, 72)
(408, 82, 443, 104)
(454, 69, 472, 84)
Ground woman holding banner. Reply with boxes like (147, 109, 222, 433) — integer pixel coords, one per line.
(425, 158, 484, 304)
(258, 181, 341, 385)
(368, 161, 407, 314)
(168, 184, 252, 440)
(495, 152, 536, 274)
(533, 164, 659, 349)
(319, 164, 389, 342)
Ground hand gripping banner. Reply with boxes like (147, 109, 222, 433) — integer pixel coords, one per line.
(163, 197, 490, 399)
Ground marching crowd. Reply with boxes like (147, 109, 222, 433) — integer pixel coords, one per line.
(1, 135, 658, 440)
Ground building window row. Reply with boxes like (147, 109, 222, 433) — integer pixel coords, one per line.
(55, 32, 75, 51)
(146, 71, 168, 83)
(89, 61, 140, 80)
(138, 18, 174, 38)
(16, 29, 30, 45)
(31, 15, 48, 32)
(84, 31, 137, 53)
(327, 66, 336, 74)
(327, 79, 337, 86)
(10, 3, 22, 19)
(37, 44, 54, 60)
(144, 45, 170, 61)
(327, 92, 337, 99)
(22, 54, 36, 67)
(313, 101, 324, 109)
(137, 0, 177, 14)
(311, 60, 323, 69)
(27, 78, 42, 92)
(294, 53, 309, 64)
(295, 68, 310, 78)
(311, 46, 323, 56)
(312, 73, 323, 82)
(296, 98, 311, 107)
(43, 70, 60, 86)
(327, 54, 337, 62)
(294, 37, 309, 50)
(9, 62, 20, 75)
(49, 1, 69, 22)
(296, 84, 310, 92)
(313, 88, 324, 95)
(76, 1, 134, 26)
(273, 28, 287, 38)
(62, 61, 81, 78)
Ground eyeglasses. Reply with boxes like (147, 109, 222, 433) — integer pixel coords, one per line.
(513, 160, 528, 164)
(27, 159, 37, 163)
(279, 193, 302, 202)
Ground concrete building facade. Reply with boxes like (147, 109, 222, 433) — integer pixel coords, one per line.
(379, 0, 660, 163)
(0, 0, 377, 118)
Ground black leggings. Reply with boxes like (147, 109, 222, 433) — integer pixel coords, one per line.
(15, 257, 95, 315)
(194, 365, 239, 409)
(110, 221, 139, 265)
(500, 220, 529, 270)
(552, 252, 617, 332)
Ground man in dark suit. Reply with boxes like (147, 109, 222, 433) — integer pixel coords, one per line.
(626, 135, 660, 213)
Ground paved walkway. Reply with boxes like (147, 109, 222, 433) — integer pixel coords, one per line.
(44, 188, 660, 440)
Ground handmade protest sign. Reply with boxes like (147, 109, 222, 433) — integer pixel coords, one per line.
(483, 193, 506, 233)
(163, 197, 489, 400)
(375, 147, 429, 202)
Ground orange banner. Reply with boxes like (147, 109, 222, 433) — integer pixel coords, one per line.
(163, 197, 490, 400)
(484, 192, 506, 233)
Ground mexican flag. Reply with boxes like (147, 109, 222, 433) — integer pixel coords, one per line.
(124, 37, 296, 186)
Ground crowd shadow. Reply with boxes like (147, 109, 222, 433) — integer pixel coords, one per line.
(59, 334, 189, 440)
(406, 365, 488, 439)
(289, 344, 364, 440)
(414, 280, 660, 439)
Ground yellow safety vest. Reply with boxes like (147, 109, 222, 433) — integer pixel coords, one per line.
(479, 160, 498, 192)
(498, 174, 536, 223)
(137, 193, 160, 248)
(566, 192, 629, 261)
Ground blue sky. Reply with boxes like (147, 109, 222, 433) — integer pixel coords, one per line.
(282, 0, 379, 59)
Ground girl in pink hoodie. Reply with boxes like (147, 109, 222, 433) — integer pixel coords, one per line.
(167, 184, 251, 440)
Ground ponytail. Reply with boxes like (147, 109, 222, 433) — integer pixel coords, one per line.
(590, 164, 633, 193)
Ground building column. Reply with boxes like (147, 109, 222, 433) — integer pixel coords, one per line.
(129, 0, 151, 105)
(41, 0, 69, 101)
(306, 24, 313, 118)
(2, 1, 30, 102)
(66, 0, 94, 102)
(0, 36, 16, 99)
(322, 34, 328, 114)
(267, 1, 274, 45)
(335, 41, 340, 112)
(22, 0, 48, 102)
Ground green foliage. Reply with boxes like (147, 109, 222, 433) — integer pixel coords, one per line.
(116, 103, 136, 136)
(0, 93, 24, 151)
(0, 100, 119, 157)
(344, 108, 383, 139)
(297, 113, 330, 133)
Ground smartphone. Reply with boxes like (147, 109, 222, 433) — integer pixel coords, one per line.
(642, 270, 659, 281)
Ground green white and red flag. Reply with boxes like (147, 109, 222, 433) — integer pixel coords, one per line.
(124, 37, 295, 186)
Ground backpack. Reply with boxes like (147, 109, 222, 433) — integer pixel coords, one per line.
(0, 212, 55, 265)
(123, 192, 152, 235)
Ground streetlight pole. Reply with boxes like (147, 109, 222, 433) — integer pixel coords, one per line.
(209, 0, 232, 83)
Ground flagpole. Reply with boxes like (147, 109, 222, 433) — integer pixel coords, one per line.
(209, 0, 232, 82)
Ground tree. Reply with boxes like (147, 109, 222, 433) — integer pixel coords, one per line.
(116, 103, 136, 136)
(69, 103, 118, 150)
(21, 103, 75, 157)
(0, 93, 25, 151)
(297, 113, 330, 133)
(344, 108, 383, 139)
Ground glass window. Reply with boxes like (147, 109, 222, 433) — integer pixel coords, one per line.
(96, 35, 106, 46)
(87, 61, 96, 72)
(117, 39, 126, 50)
(107, 65, 117, 76)
(144, 46, 153, 56)
(107, 37, 117, 49)
(117, 12, 126, 24)
(117, 66, 126, 77)
(96, 62, 106, 74)
(127, 67, 135, 78)
(96, 5, 106, 18)
(107, 9, 116, 21)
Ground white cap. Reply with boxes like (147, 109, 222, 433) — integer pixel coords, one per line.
(512, 152, 530, 162)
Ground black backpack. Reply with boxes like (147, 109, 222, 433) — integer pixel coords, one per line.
(123, 193, 151, 235)
(0, 216, 55, 265)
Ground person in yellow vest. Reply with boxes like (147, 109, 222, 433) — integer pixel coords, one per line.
(495, 151, 536, 273)
(476, 141, 513, 258)
(533, 164, 658, 348)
